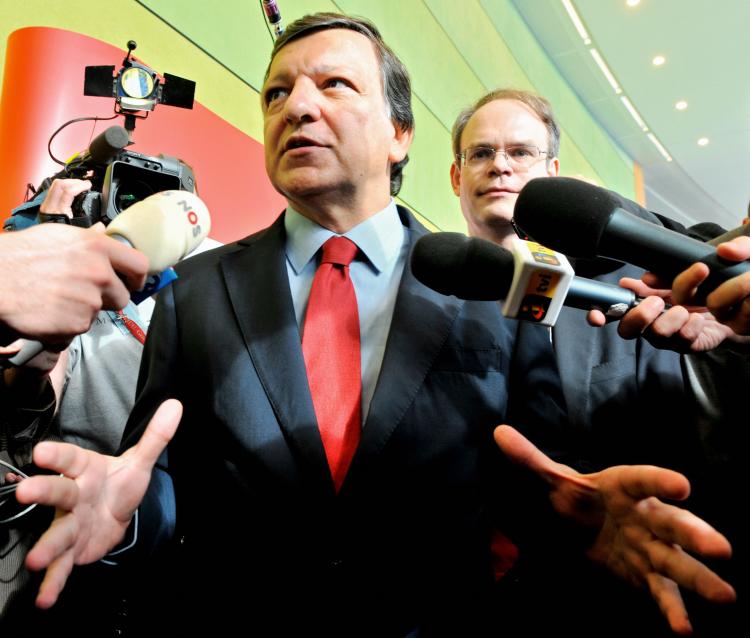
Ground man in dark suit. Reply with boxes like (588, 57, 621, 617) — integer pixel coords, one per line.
(450, 87, 741, 636)
(16, 13, 735, 637)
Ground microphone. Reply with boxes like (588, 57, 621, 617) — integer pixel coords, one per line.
(6, 190, 211, 366)
(85, 125, 130, 164)
(105, 190, 211, 274)
(262, 0, 284, 38)
(513, 177, 750, 298)
(411, 232, 641, 326)
(706, 222, 750, 246)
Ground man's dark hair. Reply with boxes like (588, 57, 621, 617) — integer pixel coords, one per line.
(451, 88, 560, 163)
(265, 12, 413, 196)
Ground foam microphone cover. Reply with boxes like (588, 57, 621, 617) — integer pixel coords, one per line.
(514, 177, 622, 257)
(106, 190, 211, 273)
(87, 126, 130, 164)
(411, 232, 515, 300)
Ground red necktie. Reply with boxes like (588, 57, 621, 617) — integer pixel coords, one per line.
(302, 236, 362, 492)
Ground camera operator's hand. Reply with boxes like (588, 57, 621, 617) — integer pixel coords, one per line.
(0, 223, 148, 345)
(39, 178, 92, 218)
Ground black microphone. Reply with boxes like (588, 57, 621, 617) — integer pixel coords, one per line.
(86, 125, 130, 163)
(513, 177, 750, 299)
(411, 232, 640, 317)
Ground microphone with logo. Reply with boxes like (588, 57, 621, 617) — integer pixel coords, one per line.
(411, 232, 643, 326)
(513, 177, 750, 300)
(7, 190, 211, 366)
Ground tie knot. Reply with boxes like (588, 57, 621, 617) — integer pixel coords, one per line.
(320, 236, 358, 267)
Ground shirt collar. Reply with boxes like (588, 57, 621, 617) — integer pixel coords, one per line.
(284, 201, 404, 274)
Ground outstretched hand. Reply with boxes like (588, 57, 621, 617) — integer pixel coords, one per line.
(494, 425, 735, 635)
(15, 399, 182, 609)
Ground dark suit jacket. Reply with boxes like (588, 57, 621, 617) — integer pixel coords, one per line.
(123, 207, 567, 636)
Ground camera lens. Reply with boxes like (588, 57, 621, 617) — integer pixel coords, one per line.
(114, 179, 155, 213)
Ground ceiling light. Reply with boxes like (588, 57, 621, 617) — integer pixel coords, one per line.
(675, 100, 688, 110)
(647, 133, 672, 161)
(590, 48, 622, 94)
(561, 0, 591, 45)
(698, 137, 710, 146)
(652, 55, 666, 66)
(620, 96, 648, 131)
(626, 0, 641, 7)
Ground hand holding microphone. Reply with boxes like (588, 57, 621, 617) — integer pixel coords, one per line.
(669, 235, 750, 336)
(411, 232, 643, 325)
(512, 177, 740, 350)
(2, 189, 211, 366)
(513, 176, 750, 303)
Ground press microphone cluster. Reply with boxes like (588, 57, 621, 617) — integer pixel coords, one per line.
(411, 232, 642, 327)
(513, 177, 750, 299)
(7, 190, 211, 366)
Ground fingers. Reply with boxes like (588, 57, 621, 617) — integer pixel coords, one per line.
(25, 510, 78, 572)
(613, 465, 690, 502)
(15, 474, 80, 511)
(641, 272, 672, 290)
(493, 425, 579, 484)
(705, 272, 750, 331)
(35, 549, 75, 610)
(715, 235, 750, 261)
(619, 276, 669, 298)
(99, 235, 149, 298)
(617, 296, 666, 339)
(645, 573, 692, 635)
(672, 262, 710, 305)
(130, 399, 183, 472)
(586, 309, 606, 327)
(31, 440, 94, 479)
(39, 179, 92, 218)
(640, 498, 732, 558)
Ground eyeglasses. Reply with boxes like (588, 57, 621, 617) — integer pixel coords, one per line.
(457, 145, 549, 171)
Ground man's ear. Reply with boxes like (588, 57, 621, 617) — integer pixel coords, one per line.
(388, 125, 414, 165)
(450, 162, 461, 197)
(547, 157, 560, 177)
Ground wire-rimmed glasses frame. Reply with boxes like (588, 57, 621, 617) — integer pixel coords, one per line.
(456, 144, 549, 172)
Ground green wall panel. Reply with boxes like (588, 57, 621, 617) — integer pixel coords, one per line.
(1, 0, 638, 230)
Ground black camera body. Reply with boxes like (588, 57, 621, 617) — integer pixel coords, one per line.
(7, 41, 197, 232)
(67, 146, 196, 225)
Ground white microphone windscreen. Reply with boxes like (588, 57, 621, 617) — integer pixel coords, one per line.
(105, 190, 211, 273)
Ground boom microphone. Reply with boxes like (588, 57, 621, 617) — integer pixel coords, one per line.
(513, 177, 750, 297)
(411, 232, 640, 326)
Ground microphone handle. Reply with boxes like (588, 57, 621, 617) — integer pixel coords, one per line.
(565, 276, 638, 318)
(602, 210, 750, 298)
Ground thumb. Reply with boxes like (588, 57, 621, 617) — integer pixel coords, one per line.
(494, 425, 575, 485)
(130, 399, 182, 471)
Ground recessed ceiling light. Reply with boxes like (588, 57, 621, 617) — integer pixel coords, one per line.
(675, 100, 688, 111)
(626, 0, 641, 7)
(697, 137, 710, 146)
(652, 55, 666, 66)
(561, 0, 591, 45)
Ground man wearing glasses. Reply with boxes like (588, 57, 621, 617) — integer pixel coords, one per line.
(450, 87, 739, 635)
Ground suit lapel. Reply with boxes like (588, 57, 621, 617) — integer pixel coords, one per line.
(220, 215, 333, 490)
(347, 212, 464, 480)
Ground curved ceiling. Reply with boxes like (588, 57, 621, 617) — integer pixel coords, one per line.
(511, 0, 750, 230)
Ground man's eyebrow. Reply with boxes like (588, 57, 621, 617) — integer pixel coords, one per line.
(265, 64, 351, 86)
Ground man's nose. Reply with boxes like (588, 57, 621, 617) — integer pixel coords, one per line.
(488, 149, 512, 175)
(283, 78, 321, 124)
